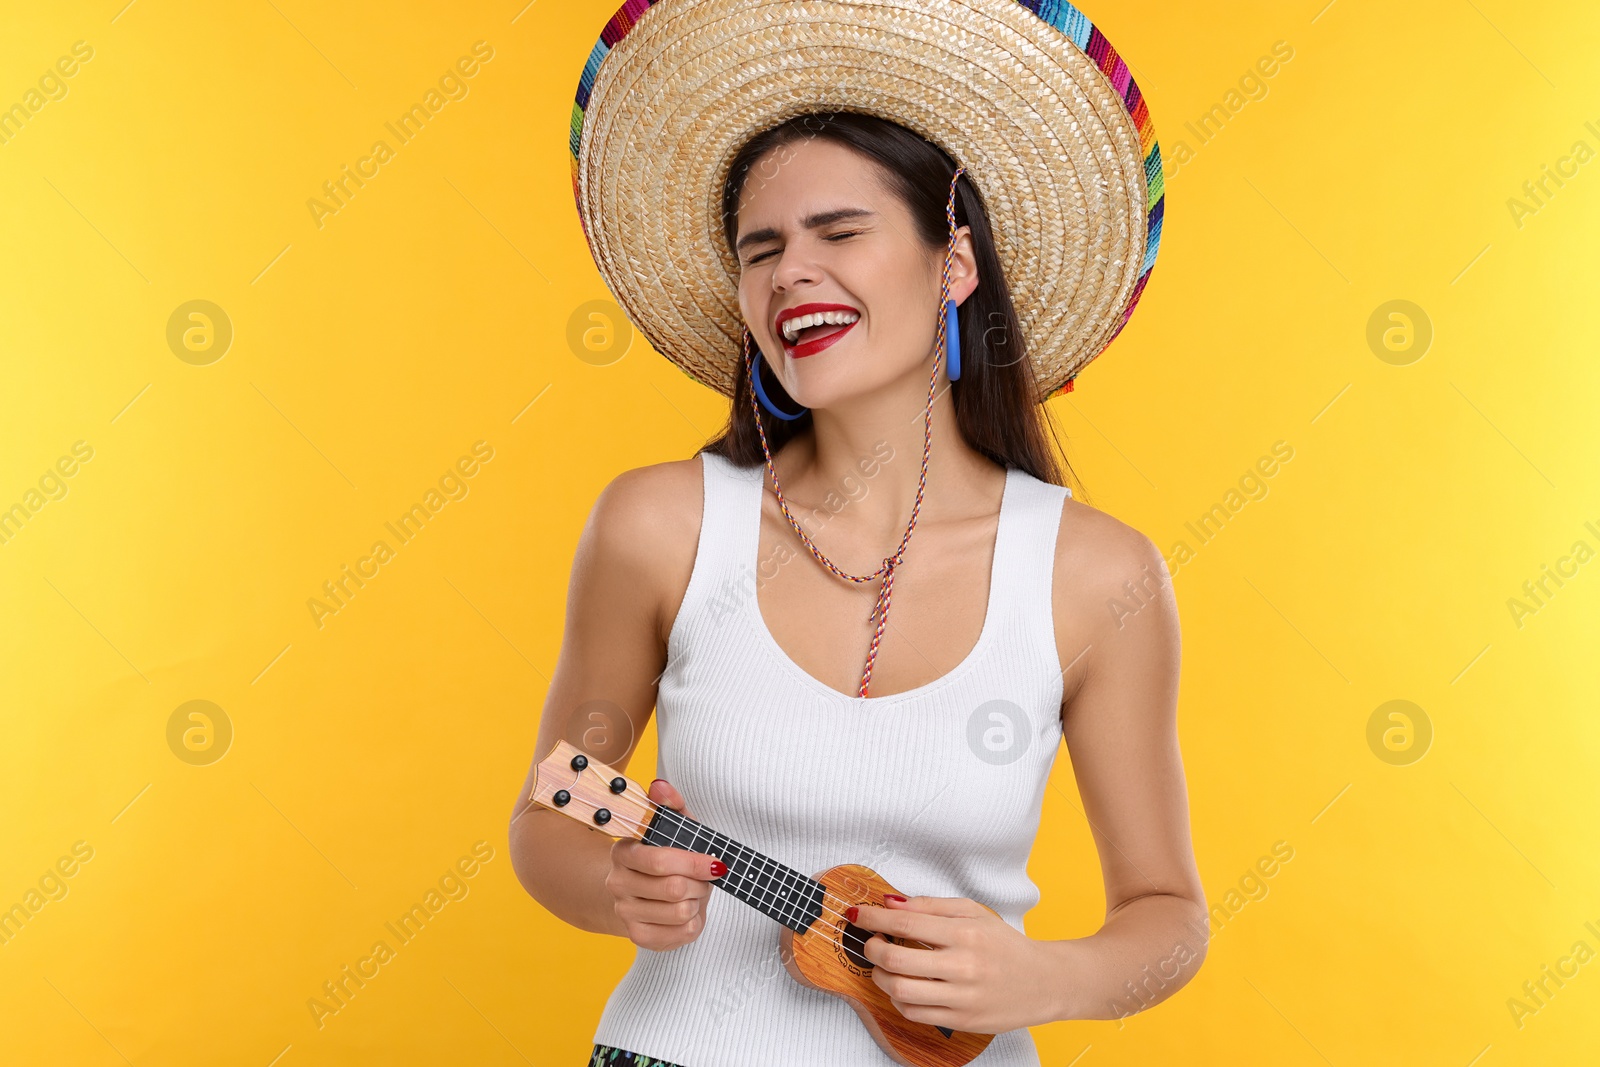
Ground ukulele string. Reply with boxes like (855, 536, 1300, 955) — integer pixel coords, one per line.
(585, 799, 869, 933)
(610, 809, 874, 939)
(570, 773, 886, 938)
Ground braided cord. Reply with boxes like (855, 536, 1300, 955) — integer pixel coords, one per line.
(744, 167, 966, 698)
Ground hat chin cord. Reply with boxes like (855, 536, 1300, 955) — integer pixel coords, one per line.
(742, 166, 965, 698)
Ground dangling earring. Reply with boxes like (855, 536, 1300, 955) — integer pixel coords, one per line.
(746, 328, 808, 420)
(945, 298, 961, 381)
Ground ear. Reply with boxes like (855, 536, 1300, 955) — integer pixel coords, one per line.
(945, 224, 980, 308)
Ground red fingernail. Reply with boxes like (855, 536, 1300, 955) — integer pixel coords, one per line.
(651, 778, 668, 789)
(709, 859, 727, 877)
(884, 893, 907, 904)
(846, 906, 859, 923)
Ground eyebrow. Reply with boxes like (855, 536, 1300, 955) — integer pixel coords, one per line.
(735, 208, 878, 255)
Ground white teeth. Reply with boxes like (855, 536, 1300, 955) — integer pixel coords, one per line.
(781, 309, 859, 342)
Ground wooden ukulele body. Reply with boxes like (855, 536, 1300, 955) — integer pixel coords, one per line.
(780, 863, 998, 1067)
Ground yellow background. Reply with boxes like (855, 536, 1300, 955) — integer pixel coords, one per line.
(3, 0, 1597, 1063)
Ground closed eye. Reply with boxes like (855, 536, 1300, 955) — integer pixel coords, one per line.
(747, 231, 862, 264)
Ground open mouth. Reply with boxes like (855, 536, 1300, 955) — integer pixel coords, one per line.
(782, 318, 857, 358)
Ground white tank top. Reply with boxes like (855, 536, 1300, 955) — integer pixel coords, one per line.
(592, 449, 1071, 1066)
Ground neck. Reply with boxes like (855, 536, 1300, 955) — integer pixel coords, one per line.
(766, 371, 997, 538)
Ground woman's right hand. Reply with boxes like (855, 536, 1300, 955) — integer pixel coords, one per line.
(606, 778, 727, 950)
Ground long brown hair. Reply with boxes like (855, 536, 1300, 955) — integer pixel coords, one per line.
(697, 110, 1079, 493)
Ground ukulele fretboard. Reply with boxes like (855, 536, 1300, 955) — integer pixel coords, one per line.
(643, 807, 826, 935)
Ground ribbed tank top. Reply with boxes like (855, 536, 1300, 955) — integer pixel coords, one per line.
(592, 449, 1071, 1067)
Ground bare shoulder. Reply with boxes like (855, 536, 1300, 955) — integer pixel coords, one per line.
(583, 454, 706, 644)
(1051, 495, 1167, 590)
(590, 454, 704, 540)
(1050, 495, 1178, 710)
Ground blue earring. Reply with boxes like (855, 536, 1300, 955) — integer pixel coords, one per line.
(945, 299, 961, 381)
(751, 346, 808, 420)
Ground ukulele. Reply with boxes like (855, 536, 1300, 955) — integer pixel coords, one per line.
(529, 740, 1000, 1067)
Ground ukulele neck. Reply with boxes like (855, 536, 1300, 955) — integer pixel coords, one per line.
(643, 805, 825, 936)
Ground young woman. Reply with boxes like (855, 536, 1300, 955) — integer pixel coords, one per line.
(511, 3, 1204, 1065)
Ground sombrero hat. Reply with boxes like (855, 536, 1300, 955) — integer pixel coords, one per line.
(568, 0, 1164, 402)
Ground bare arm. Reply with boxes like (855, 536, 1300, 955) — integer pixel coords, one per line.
(507, 460, 715, 939)
(1046, 520, 1206, 1021)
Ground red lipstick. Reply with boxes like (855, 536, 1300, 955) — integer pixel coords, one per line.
(774, 302, 860, 359)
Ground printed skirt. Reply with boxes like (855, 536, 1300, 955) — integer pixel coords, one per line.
(589, 1043, 686, 1067)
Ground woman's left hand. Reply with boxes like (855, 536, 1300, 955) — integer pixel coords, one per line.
(850, 894, 1065, 1034)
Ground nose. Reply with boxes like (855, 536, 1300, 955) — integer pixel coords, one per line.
(770, 243, 823, 292)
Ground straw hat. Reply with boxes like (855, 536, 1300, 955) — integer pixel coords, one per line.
(568, 0, 1164, 403)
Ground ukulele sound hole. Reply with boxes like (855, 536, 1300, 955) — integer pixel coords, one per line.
(840, 920, 891, 970)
